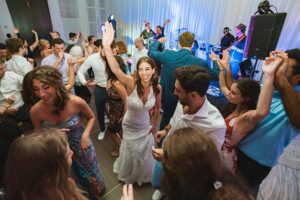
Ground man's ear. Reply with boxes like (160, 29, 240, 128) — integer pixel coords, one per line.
(291, 74, 300, 86)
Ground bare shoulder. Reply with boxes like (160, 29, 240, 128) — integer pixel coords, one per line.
(114, 80, 125, 88)
(30, 101, 46, 119)
(69, 94, 86, 105)
(30, 101, 43, 114)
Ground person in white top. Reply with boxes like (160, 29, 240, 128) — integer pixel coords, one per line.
(77, 39, 115, 140)
(151, 66, 226, 200)
(0, 60, 30, 123)
(131, 38, 148, 74)
(41, 38, 73, 85)
(5, 38, 33, 77)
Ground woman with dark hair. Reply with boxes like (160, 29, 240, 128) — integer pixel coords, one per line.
(102, 22, 161, 185)
(4, 129, 87, 200)
(106, 55, 127, 157)
(28, 66, 104, 199)
(210, 50, 283, 172)
(163, 127, 253, 200)
(22, 64, 75, 107)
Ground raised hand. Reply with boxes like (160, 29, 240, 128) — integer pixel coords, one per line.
(102, 21, 115, 49)
(31, 29, 37, 34)
(272, 50, 288, 80)
(164, 19, 171, 25)
(262, 52, 283, 75)
(209, 49, 218, 61)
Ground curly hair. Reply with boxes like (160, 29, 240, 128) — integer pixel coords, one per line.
(31, 66, 70, 115)
(4, 129, 87, 200)
(135, 56, 160, 98)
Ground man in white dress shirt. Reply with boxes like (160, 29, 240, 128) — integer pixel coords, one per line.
(131, 38, 148, 74)
(5, 38, 33, 77)
(151, 66, 226, 200)
(0, 59, 30, 123)
(77, 39, 115, 140)
(41, 38, 72, 85)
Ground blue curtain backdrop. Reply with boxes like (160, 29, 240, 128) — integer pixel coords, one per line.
(102, 0, 300, 54)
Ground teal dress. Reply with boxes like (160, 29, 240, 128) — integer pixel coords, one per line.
(43, 114, 105, 199)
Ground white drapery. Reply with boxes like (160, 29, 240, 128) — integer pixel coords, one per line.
(103, 0, 300, 54)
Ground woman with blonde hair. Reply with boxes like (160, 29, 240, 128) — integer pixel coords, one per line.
(38, 39, 53, 58)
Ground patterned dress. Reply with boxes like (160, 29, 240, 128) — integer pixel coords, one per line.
(107, 84, 124, 134)
(221, 117, 238, 172)
(43, 114, 105, 200)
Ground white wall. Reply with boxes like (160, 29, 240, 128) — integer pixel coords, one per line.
(0, 0, 15, 43)
(0, 0, 95, 43)
(47, 0, 91, 41)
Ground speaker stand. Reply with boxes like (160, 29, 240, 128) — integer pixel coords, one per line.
(250, 58, 259, 79)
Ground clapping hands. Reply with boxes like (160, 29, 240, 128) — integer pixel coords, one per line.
(262, 50, 285, 76)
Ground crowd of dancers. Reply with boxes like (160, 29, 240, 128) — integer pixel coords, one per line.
(0, 18, 299, 200)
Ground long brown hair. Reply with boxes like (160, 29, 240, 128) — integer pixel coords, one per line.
(4, 129, 87, 200)
(106, 55, 127, 85)
(221, 79, 260, 118)
(31, 66, 70, 115)
(135, 56, 160, 98)
(22, 70, 39, 106)
(162, 127, 252, 200)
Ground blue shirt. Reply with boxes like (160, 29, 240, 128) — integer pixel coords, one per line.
(238, 85, 300, 167)
(41, 53, 71, 84)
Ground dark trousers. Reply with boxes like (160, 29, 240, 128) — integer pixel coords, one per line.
(237, 149, 271, 195)
(12, 104, 31, 123)
(94, 86, 107, 132)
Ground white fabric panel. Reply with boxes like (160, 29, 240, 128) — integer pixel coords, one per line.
(102, 0, 300, 54)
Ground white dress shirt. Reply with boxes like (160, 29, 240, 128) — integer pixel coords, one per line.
(131, 47, 148, 73)
(41, 53, 71, 84)
(6, 55, 33, 77)
(167, 98, 226, 150)
(0, 71, 24, 109)
(77, 53, 107, 87)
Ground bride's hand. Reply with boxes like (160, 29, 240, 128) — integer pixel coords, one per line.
(102, 21, 115, 49)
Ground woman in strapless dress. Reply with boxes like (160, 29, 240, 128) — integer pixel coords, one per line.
(29, 66, 104, 200)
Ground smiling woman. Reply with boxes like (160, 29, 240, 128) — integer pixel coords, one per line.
(102, 22, 162, 185)
(24, 66, 105, 199)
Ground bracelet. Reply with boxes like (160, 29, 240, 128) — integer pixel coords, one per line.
(219, 69, 224, 71)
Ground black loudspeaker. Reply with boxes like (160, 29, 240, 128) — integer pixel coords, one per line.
(244, 13, 286, 59)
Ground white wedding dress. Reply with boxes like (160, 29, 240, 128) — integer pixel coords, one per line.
(113, 86, 155, 185)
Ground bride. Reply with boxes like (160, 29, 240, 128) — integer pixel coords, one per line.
(102, 21, 161, 185)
